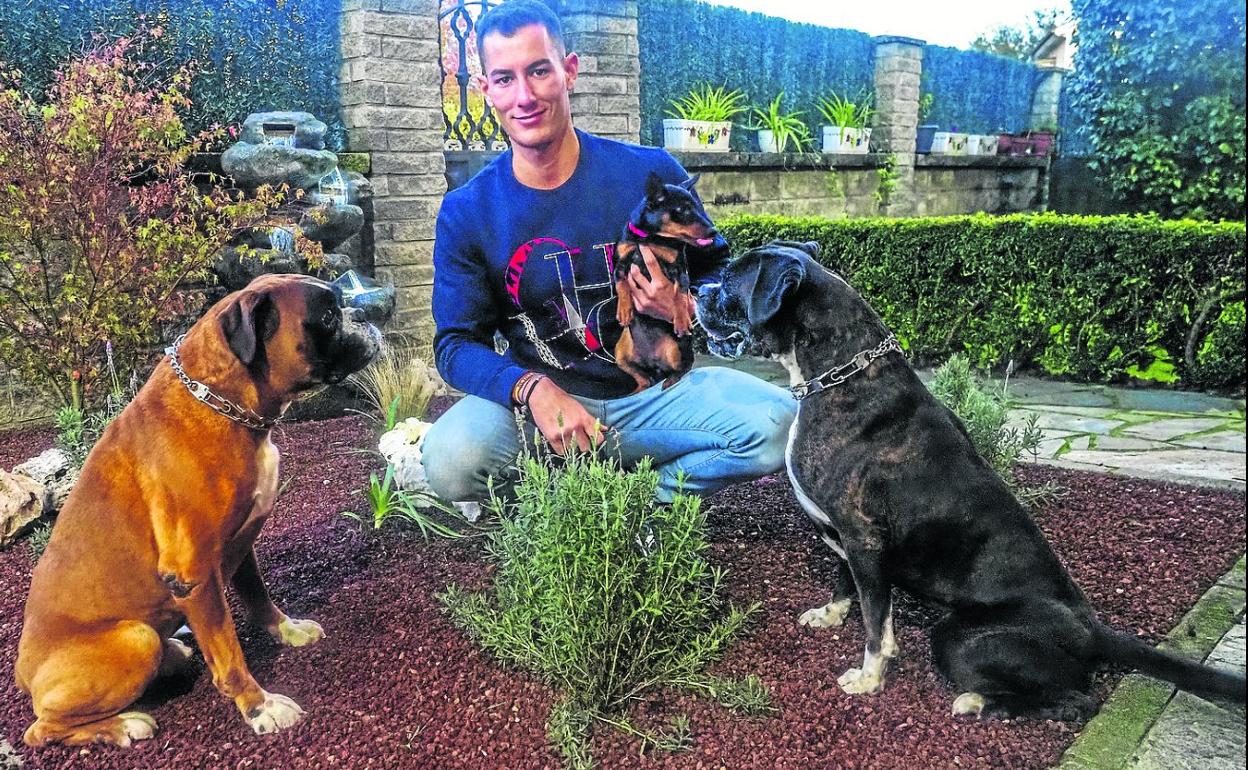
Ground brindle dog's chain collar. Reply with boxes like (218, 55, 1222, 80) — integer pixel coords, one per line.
(165, 334, 278, 431)
(790, 333, 904, 401)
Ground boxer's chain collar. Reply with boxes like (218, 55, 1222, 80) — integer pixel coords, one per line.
(165, 334, 278, 431)
(790, 333, 904, 401)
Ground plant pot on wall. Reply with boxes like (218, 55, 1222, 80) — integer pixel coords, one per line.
(916, 124, 938, 153)
(821, 126, 871, 154)
(1028, 131, 1055, 156)
(662, 119, 733, 152)
(757, 129, 779, 153)
(931, 131, 968, 155)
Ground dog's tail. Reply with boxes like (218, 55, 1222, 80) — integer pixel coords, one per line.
(1094, 623, 1246, 703)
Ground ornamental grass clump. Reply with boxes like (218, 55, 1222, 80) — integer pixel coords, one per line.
(440, 453, 769, 769)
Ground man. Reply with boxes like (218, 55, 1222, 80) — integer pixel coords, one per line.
(422, 0, 795, 503)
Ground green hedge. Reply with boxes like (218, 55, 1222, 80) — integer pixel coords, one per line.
(718, 213, 1246, 391)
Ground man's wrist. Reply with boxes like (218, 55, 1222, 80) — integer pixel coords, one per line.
(511, 371, 548, 407)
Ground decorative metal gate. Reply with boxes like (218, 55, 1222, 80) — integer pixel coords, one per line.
(439, 0, 510, 152)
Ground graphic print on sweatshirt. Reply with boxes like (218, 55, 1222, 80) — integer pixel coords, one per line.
(502, 235, 622, 372)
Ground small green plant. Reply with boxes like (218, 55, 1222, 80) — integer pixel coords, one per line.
(929, 354, 1057, 508)
(746, 92, 811, 152)
(875, 153, 899, 207)
(665, 84, 748, 122)
(440, 453, 769, 769)
(918, 92, 935, 123)
(816, 91, 875, 130)
(27, 520, 53, 563)
(342, 465, 468, 540)
(347, 336, 442, 433)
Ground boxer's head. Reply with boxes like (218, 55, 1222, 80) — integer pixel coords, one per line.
(218, 273, 381, 395)
(695, 241, 818, 360)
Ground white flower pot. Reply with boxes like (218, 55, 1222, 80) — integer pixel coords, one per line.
(966, 134, 998, 155)
(930, 131, 968, 155)
(821, 126, 871, 154)
(757, 129, 779, 153)
(663, 118, 732, 152)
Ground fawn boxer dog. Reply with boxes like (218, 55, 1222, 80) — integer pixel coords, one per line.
(695, 240, 1246, 719)
(16, 273, 380, 747)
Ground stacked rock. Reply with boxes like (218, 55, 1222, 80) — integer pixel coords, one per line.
(216, 110, 394, 326)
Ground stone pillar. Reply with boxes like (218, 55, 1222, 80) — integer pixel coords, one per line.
(557, 0, 641, 144)
(1029, 65, 1066, 131)
(871, 35, 925, 217)
(339, 0, 447, 337)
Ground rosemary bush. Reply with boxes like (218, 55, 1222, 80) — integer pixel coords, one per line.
(929, 354, 1055, 507)
(440, 453, 768, 769)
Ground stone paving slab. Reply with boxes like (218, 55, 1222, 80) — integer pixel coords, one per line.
(1122, 418, 1236, 441)
(1055, 448, 1247, 487)
(1174, 432, 1247, 453)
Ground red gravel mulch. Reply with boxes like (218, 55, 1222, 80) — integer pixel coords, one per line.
(0, 416, 1243, 770)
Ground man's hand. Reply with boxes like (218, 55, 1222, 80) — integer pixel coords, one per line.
(628, 244, 695, 324)
(526, 377, 607, 454)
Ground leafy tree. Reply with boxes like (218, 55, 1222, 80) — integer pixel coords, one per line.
(970, 8, 1064, 61)
(1068, 0, 1246, 221)
(0, 36, 301, 411)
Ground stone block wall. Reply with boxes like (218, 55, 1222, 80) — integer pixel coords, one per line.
(558, 0, 641, 144)
(340, 0, 447, 338)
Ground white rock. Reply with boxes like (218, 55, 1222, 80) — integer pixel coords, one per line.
(1, 469, 45, 547)
(12, 448, 70, 487)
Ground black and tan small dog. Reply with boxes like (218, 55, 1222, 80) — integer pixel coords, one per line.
(613, 172, 717, 392)
(696, 240, 1246, 720)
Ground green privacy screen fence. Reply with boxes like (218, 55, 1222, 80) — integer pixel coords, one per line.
(0, 0, 344, 150)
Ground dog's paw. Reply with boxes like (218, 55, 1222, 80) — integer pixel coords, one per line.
(837, 667, 885, 695)
(799, 598, 852, 628)
(951, 692, 986, 718)
(246, 692, 305, 735)
(270, 616, 324, 648)
(116, 711, 157, 747)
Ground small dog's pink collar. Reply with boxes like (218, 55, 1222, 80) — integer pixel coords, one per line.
(627, 221, 649, 239)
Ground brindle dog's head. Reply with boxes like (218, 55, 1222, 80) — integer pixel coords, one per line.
(217, 273, 381, 395)
(695, 240, 827, 359)
(631, 172, 718, 248)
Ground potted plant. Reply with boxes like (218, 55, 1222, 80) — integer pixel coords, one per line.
(663, 84, 747, 153)
(747, 92, 811, 153)
(930, 127, 968, 155)
(1027, 124, 1057, 156)
(816, 91, 873, 154)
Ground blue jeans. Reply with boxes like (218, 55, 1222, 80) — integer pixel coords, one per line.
(421, 366, 797, 503)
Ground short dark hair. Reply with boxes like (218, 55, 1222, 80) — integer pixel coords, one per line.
(475, 0, 566, 70)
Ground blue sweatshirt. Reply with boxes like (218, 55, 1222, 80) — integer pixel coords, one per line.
(432, 130, 729, 406)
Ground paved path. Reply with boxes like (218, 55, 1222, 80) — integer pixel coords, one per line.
(699, 356, 1246, 769)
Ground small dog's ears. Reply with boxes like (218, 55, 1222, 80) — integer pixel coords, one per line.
(220, 288, 277, 366)
(645, 171, 667, 201)
(740, 252, 807, 327)
(679, 173, 701, 191)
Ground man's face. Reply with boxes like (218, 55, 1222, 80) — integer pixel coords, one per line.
(478, 23, 578, 152)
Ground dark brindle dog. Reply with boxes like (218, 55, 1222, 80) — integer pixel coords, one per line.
(613, 172, 717, 391)
(695, 240, 1246, 719)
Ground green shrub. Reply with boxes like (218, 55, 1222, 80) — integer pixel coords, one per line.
(718, 212, 1246, 391)
(1195, 299, 1246, 390)
(929, 355, 1055, 507)
(440, 454, 768, 769)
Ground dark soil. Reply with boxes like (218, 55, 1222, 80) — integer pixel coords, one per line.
(0, 415, 1243, 770)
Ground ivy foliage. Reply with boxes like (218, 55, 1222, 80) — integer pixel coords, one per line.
(719, 213, 1245, 392)
(1067, 0, 1246, 220)
(0, 0, 344, 149)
